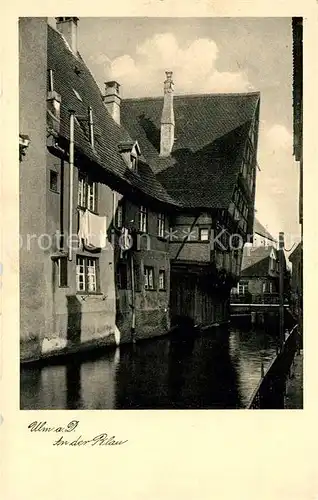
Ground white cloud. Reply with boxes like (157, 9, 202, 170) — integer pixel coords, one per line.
(255, 121, 299, 238)
(111, 55, 139, 81)
(89, 31, 298, 240)
(266, 124, 293, 150)
(108, 32, 252, 96)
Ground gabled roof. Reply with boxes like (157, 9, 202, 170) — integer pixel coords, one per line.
(254, 219, 277, 242)
(241, 245, 276, 277)
(121, 92, 260, 209)
(47, 25, 178, 207)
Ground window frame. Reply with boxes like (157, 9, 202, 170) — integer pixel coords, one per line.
(76, 255, 99, 294)
(237, 280, 248, 295)
(116, 203, 123, 229)
(199, 227, 210, 241)
(158, 270, 166, 291)
(116, 262, 129, 290)
(139, 205, 148, 233)
(77, 171, 98, 213)
(130, 154, 138, 171)
(144, 266, 154, 290)
(56, 256, 68, 288)
(157, 213, 165, 238)
(49, 169, 59, 193)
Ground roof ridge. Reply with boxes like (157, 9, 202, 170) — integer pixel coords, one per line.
(122, 91, 260, 102)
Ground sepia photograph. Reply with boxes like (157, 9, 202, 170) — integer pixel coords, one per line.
(19, 16, 303, 410)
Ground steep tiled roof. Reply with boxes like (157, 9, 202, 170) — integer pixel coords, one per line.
(254, 219, 276, 242)
(241, 245, 276, 277)
(288, 241, 302, 262)
(47, 25, 178, 207)
(121, 92, 260, 209)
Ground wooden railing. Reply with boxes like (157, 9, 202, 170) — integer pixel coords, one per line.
(247, 324, 300, 409)
(230, 293, 281, 305)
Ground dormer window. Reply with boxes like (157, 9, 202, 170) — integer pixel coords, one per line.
(47, 69, 61, 134)
(73, 88, 82, 101)
(131, 154, 138, 171)
(118, 140, 141, 171)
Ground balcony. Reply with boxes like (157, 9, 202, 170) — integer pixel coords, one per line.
(230, 293, 280, 305)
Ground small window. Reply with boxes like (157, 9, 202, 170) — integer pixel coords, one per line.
(78, 173, 86, 207)
(159, 270, 166, 290)
(263, 281, 273, 294)
(130, 155, 138, 171)
(78, 172, 98, 213)
(50, 170, 59, 193)
(199, 228, 209, 241)
(76, 256, 98, 293)
(139, 206, 148, 233)
(238, 280, 248, 295)
(157, 213, 165, 238)
(116, 204, 123, 228)
(87, 179, 97, 212)
(116, 263, 128, 289)
(57, 257, 68, 287)
(73, 88, 82, 101)
(144, 266, 154, 290)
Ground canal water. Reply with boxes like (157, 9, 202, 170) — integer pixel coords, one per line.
(20, 325, 279, 410)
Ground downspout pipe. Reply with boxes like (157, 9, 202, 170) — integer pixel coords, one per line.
(130, 252, 136, 343)
(279, 232, 285, 350)
(68, 110, 75, 261)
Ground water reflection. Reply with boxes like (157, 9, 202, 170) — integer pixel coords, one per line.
(20, 326, 278, 410)
(229, 327, 277, 407)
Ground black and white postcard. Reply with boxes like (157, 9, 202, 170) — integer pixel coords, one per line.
(1, 1, 317, 499)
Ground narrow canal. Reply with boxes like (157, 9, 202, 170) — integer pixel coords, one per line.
(20, 325, 280, 410)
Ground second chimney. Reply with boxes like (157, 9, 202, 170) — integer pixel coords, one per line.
(103, 81, 121, 125)
(56, 17, 79, 54)
(160, 71, 175, 157)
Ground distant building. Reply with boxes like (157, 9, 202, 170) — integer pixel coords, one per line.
(252, 219, 277, 248)
(232, 221, 287, 303)
(232, 245, 279, 303)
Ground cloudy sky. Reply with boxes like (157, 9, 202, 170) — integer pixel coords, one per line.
(50, 17, 300, 245)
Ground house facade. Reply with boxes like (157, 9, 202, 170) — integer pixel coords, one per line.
(19, 17, 177, 361)
(121, 76, 260, 327)
(291, 18, 303, 333)
(20, 17, 260, 361)
(238, 246, 280, 302)
(231, 219, 282, 303)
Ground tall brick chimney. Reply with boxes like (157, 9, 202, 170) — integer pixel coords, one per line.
(160, 71, 175, 157)
(56, 17, 79, 54)
(103, 81, 121, 125)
